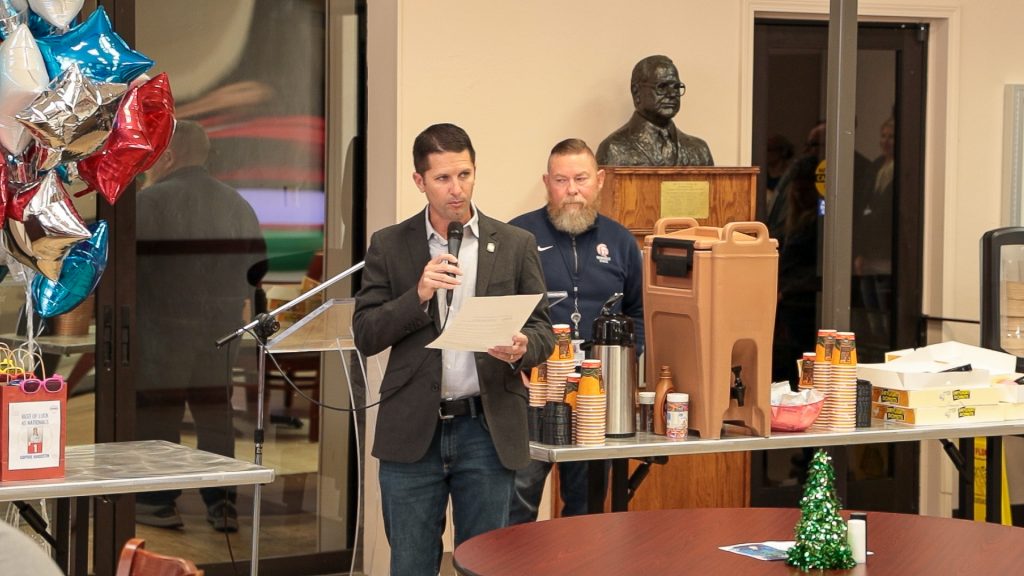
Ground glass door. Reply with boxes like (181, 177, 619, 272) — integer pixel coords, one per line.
(750, 19, 926, 512)
(113, 1, 361, 574)
(0, 1, 362, 573)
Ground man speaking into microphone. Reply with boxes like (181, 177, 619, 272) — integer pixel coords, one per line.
(353, 123, 555, 576)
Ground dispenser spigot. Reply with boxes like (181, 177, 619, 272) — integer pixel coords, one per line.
(730, 365, 746, 407)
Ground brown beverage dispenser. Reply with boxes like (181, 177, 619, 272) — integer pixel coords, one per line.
(643, 218, 778, 439)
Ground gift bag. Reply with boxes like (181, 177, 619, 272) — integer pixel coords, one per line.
(1, 377, 67, 481)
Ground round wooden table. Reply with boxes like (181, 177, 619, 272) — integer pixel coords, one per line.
(453, 508, 1024, 575)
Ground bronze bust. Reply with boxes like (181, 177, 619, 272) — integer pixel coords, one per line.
(596, 55, 714, 166)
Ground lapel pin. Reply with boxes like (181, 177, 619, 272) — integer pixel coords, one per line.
(487, 242, 495, 253)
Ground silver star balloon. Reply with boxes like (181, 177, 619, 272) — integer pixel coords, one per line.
(4, 142, 55, 189)
(3, 171, 90, 280)
(15, 63, 126, 168)
(0, 1, 27, 39)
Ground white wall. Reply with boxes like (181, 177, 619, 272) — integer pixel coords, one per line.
(366, 0, 1024, 326)
(364, 0, 1024, 571)
(370, 0, 746, 224)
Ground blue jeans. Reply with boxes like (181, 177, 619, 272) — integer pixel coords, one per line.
(509, 460, 604, 523)
(379, 411, 513, 576)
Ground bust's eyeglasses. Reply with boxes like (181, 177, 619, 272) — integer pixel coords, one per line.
(640, 81, 686, 96)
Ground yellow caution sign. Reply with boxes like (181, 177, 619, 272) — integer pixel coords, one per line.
(815, 160, 827, 197)
(973, 437, 1013, 525)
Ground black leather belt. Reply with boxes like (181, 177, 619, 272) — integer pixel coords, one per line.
(439, 396, 481, 420)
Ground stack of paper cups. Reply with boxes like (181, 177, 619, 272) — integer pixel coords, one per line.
(528, 365, 548, 407)
(799, 352, 816, 390)
(545, 358, 575, 402)
(812, 329, 837, 429)
(574, 361, 606, 446)
(829, 331, 858, 431)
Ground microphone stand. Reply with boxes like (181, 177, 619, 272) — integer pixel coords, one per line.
(215, 260, 365, 576)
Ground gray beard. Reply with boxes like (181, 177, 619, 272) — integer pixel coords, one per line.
(547, 202, 598, 236)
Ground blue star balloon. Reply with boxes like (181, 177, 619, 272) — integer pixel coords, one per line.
(36, 6, 153, 84)
(27, 10, 54, 37)
(32, 219, 107, 318)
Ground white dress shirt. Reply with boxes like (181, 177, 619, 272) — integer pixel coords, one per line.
(426, 206, 480, 400)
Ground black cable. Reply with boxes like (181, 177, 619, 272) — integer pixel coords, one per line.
(244, 291, 459, 415)
(12, 500, 57, 547)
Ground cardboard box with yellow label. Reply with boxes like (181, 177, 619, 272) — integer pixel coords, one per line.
(871, 385, 1004, 408)
(871, 402, 1004, 425)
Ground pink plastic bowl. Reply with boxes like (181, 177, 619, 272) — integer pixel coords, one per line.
(770, 398, 825, 432)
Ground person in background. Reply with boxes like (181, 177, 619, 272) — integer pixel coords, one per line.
(769, 120, 876, 383)
(508, 138, 644, 522)
(597, 55, 714, 167)
(134, 120, 266, 533)
(353, 123, 554, 576)
(766, 122, 825, 246)
(853, 116, 895, 342)
(764, 133, 795, 212)
(773, 155, 822, 385)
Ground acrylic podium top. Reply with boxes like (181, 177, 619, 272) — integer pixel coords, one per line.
(266, 297, 356, 353)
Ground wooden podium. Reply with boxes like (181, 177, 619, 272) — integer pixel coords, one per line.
(599, 166, 759, 243)
(551, 166, 760, 516)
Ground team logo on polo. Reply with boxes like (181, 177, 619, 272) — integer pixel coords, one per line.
(596, 243, 611, 264)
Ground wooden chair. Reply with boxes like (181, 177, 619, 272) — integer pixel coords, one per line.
(264, 351, 322, 441)
(116, 538, 204, 576)
(261, 250, 324, 441)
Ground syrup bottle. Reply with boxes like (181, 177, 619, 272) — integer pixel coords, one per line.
(653, 365, 675, 435)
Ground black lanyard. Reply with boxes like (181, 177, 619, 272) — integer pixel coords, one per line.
(555, 236, 586, 339)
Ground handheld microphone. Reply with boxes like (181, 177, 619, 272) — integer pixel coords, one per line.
(446, 221, 463, 306)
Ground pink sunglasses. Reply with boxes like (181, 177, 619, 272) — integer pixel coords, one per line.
(15, 374, 66, 395)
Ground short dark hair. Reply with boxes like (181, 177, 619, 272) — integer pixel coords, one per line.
(549, 138, 595, 158)
(548, 138, 597, 172)
(630, 55, 675, 92)
(168, 120, 210, 167)
(412, 123, 476, 174)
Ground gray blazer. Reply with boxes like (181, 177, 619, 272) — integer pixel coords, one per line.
(353, 208, 555, 470)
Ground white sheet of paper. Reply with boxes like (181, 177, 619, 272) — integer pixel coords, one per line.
(719, 541, 794, 561)
(427, 294, 543, 352)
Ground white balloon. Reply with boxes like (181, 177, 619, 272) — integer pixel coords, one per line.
(0, 24, 48, 154)
(28, 0, 81, 30)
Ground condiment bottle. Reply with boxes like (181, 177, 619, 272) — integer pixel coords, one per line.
(848, 512, 867, 563)
(653, 365, 675, 435)
(665, 392, 689, 440)
(637, 391, 655, 433)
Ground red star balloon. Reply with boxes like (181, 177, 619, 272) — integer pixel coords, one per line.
(77, 72, 174, 205)
(0, 160, 8, 227)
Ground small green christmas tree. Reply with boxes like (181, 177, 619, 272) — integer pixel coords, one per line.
(786, 449, 856, 571)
